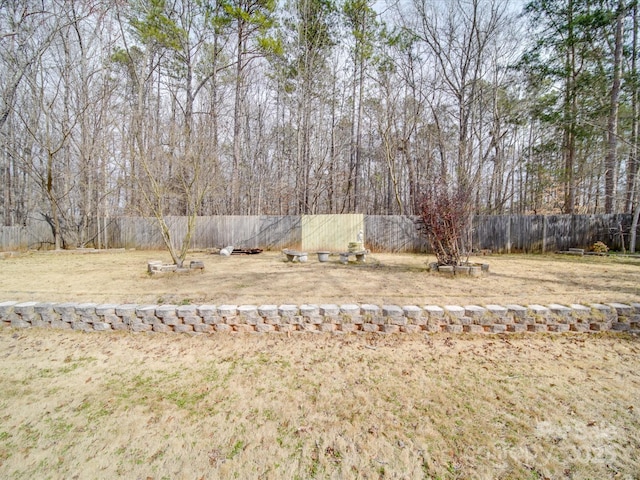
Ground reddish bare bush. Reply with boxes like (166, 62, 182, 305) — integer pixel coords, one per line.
(416, 185, 473, 266)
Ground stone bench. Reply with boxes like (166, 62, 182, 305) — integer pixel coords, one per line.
(282, 249, 308, 262)
(339, 250, 368, 264)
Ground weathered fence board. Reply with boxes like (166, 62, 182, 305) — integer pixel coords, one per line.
(110, 217, 164, 249)
(257, 216, 301, 250)
(0, 226, 24, 251)
(198, 216, 260, 249)
(365, 215, 428, 252)
(2, 214, 638, 253)
(473, 216, 510, 253)
(470, 214, 634, 253)
(0, 220, 53, 250)
(107, 216, 297, 250)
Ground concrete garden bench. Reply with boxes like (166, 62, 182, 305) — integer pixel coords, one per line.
(339, 250, 369, 264)
(282, 249, 308, 262)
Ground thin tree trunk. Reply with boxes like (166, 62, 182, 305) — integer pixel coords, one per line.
(232, 21, 244, 214)
(564, 5, 577, 214)
(605, 1, 624, 213)
(626, 4, 639, 213)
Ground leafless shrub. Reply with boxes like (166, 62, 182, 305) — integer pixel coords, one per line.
(416, 184, 473, 267)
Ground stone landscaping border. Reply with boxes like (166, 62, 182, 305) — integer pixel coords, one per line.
(1, 300, 639, 334)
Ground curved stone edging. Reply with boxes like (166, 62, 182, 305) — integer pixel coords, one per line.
(1, 300, 639, 334)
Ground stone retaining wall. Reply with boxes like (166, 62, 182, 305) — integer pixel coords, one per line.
(1, 301, 640, 334)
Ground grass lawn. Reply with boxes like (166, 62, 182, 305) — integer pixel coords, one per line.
(0, 329, 639, 479)
(0, 249, 638, 306)
(0, 250, 639, 478)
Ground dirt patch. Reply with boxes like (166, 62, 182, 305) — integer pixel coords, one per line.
(0, 249, 638, 306)
(0, 329, 638, 478)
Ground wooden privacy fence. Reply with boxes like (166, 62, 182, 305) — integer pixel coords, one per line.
(108, 216, 302, 251)
(0, 223, 54, 251)
(472, 214, 635, 253)
(0, 214, 637, 253)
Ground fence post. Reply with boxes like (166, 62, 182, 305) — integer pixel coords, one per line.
(507, 215, 511, 254)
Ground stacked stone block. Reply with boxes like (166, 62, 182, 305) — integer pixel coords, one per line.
(1, 301, 639, 335)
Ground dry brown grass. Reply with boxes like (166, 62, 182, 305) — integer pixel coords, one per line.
(0, 329, 639, 479)
(1, 250, 640, 479)
(0, 249, 639, 306)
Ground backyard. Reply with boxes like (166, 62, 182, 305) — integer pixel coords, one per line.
(0, 250, 639, 479)
(0, 249, 639, 306)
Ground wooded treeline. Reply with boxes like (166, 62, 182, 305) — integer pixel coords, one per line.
(2, 0, 640, 250)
